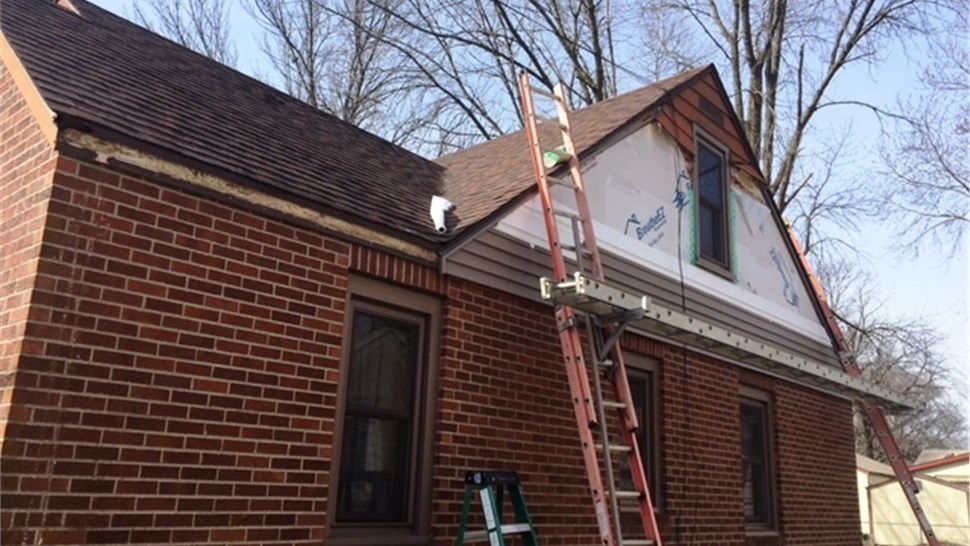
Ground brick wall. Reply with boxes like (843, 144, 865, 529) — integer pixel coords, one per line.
(1, 155, 350, 545)
(0, 144, 861, 544)
(0, 64, 57, 453)
(433, 277, 597, 545)
(774, 379, 861, 545)
(429, 284, 861, 546)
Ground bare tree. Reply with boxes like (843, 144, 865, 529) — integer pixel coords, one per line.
(642, 0, 936, 217)
(876, 3, 969, 257)
(244, 0, 432, 144)
(634, 4, 709, 83)
(817, 257, 968, 461)
(334, 0, 629, 153)
(134, 0, 237, 66)
(245, 0, 333, 110)
(786, 128, 869, 257)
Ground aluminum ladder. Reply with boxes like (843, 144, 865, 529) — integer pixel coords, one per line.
(518, 72, 662, 546)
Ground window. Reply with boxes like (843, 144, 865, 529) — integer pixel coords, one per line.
(330, 277, 439, 543)
(695, 137, 731, 270)
(337, 308, 421, 522)
(740, 388, 776, 531)
(620, 356, 660, 504)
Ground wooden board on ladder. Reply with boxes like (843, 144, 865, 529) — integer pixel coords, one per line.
(518, 72, 662, 546)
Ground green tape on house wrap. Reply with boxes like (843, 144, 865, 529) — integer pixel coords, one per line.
(688, 188, 698, 264)
(730, 190, 740, 280)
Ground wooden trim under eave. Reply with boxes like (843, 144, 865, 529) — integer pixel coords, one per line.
(1, 33, 57, 145)
(59, 129, 438, 263)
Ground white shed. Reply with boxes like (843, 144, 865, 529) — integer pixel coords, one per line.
(857, 452, 969, 545)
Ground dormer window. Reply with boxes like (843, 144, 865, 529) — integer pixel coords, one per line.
(695, 137, 731, 272)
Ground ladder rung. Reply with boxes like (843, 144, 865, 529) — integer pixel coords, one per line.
(531, 86, 559, 100)
(561, 244, 591, 254)
(463, 523, 534, 542)
(601, 400, 627, 410)
(552, 209, 584, 221)
(621, 540, 655, 546)
(609, 490, 642, 500)
(595, 443, 632, 453)
(535, 117, 567, 133)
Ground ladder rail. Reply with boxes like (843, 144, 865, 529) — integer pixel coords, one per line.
(520, 71, 614, 546)
(552, 82, 604, 281)
(785, 225, 940, 546)
(550, 77, 659, 543)
(520, 70, 598, 428)
(577, 217, 624, 545)
(520, 71, 664, 546)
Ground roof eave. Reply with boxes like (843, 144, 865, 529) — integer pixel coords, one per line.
(1, 31, 57, 145)
(911, 453, 970, 473)
(441, 107, 666, 257)
(55, 115, 443, 263)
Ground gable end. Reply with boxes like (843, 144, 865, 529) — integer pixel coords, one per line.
(656, 68, 763, 182)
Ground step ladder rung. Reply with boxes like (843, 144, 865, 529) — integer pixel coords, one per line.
(595, 442, 632, 453)
(620, 540, 655, 546)
(463, 523, 534, 542)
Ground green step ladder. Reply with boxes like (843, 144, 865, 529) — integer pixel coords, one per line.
(456, 471, 538, 546)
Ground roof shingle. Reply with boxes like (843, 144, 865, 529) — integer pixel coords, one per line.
(3, 0, 446, 243)
(435, 67, 709, 235)
(2, 0, 708, 245)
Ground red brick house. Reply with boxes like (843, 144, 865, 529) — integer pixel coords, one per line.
(1, 1, 907, 545)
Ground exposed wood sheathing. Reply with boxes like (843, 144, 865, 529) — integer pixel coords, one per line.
(60, 130, 437, 262)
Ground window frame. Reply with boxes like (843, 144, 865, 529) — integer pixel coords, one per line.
(625, 354, 662, 509)
(739, 386, 778, 535)
(693, 130, 733, 276)
(328, 276, 441, 546)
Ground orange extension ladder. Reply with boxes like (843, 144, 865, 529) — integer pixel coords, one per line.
(519, 73, 662, 546)
(786, 226, 941, 546)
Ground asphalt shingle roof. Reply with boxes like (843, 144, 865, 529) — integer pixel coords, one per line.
(436, 67, 708, 234)
(2, 0, 708, 245)
(3, 0, 446, 243)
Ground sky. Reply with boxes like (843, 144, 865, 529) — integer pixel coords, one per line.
(820, 46, 969, 414)
(91, 1, 968, 416)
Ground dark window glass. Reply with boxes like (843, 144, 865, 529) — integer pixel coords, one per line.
(337, 310, 420, 523)
(621, 372, 658, 500)
(741, 399, 774, 527)
(697, 141, 729, 267)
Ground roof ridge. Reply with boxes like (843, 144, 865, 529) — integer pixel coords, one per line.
(576, 64, 710, 109)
